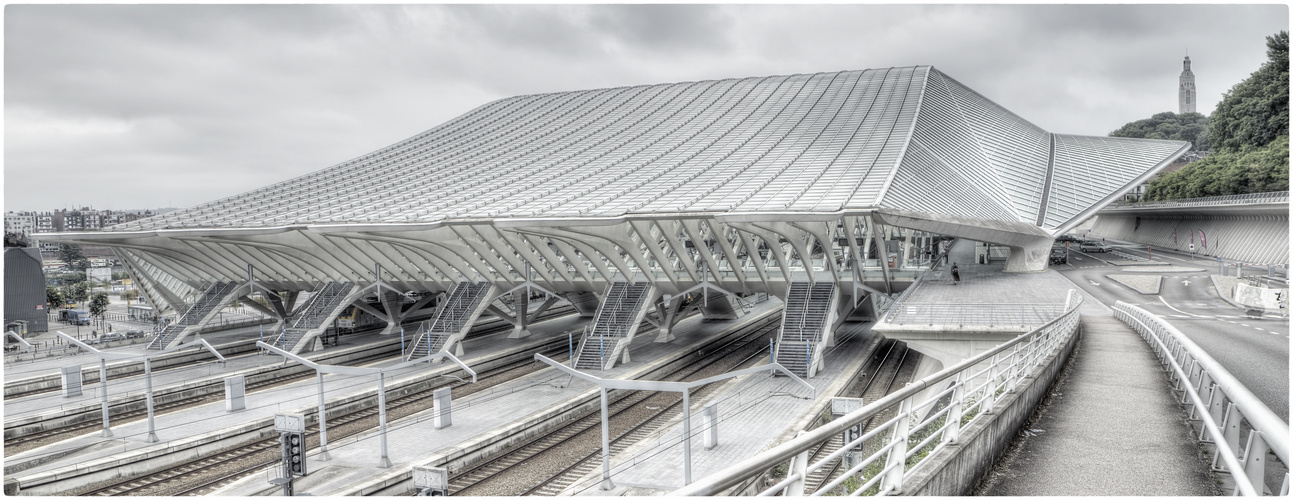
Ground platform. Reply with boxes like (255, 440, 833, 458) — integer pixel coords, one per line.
(565, 319, 879, 494)
(4, 313, 592, 491)
(215, 300, 785, 496)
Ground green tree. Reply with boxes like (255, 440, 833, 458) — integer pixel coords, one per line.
(1110, 111, 1210, 151)
(1208, 30, 1289, 152)
(57, 271, 86, 285)
(63, 281, 89, 305)
(58, 244, 86, 270)
(89, 292, 111, 326)
(1144, 135, 1290, 200)
(121, 288, 141, 307)
(46, 286, 65, 310)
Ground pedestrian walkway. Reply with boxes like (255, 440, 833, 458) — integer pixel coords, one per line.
(977, 288, 1217, 495)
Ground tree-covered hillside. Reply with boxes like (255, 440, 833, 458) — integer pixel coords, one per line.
(1130, 31, 1289, 201)
(1110, 111, 1210, 151)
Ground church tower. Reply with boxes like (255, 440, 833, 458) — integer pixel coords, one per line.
(1179, 55, 1196, 114)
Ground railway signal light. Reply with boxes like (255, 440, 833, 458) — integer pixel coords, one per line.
(282, 431, 307, 476)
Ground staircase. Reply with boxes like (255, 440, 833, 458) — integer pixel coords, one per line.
(272, 282, 356, 353)
(405, 282, 494, 360)
(573, 282, 653, 371)
(146, 281, 242, 350)
(774, 282, 838, 378)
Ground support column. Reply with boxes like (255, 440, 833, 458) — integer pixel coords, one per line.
(377, 372, 391, 468)
(316, 373, 331, 461)
(99, 359, 112, 437)
(655, 295, 678, 343)
(144, 358, 158, 443)
(683, 388, 693, 485)
(507, 291, 530, 339)
(599, 387, 614, 490)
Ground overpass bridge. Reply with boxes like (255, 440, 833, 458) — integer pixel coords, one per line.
(1093, 191, 1289, 266)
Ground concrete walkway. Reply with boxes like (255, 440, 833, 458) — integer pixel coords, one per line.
(978, 298, 1217, 495)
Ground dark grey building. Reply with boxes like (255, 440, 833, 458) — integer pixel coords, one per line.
(5, 247, 48, 333)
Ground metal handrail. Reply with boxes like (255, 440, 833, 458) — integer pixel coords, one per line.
(1110, 191, 1289, 209)
(880, 271, 929, 323)
(674, 290, 1084, 496)
(1114, 302, 1288, 495)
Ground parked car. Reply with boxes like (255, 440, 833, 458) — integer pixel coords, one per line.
(1080, 241, 1111, 253)
(125, 328, 146, 339)
(99, 332, 126, 343)
(1050, 247, 1068, 265)
(1055, 234, 1081, 243)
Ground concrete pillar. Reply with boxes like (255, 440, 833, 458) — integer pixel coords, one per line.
(702, 402, 718, 450)
(224, 375, 246, 412)
(506, 291, 530, 339)
(433, 387, 452, 429)
(1004, 237, 1053, 273)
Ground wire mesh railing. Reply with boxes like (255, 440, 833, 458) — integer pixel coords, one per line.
(1109, 191, 1288, 209)
(887, 303, 1067, 328)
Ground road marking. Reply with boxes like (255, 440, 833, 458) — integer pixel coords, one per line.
(1241, 324, 1250, 327)
(1158, 296, 1211, 318)
(1181, 280, 1191, 286)
(1089, 280, 1101, 286)
(1255, 327, 1264, 331)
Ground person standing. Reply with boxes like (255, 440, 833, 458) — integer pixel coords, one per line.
(951, 263, 961, 285)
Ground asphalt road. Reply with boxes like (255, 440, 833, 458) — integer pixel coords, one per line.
(1053, 243, 1290, 423)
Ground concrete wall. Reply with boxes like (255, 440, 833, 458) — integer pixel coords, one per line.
(1091, 213, 1288, 265)
(898, 322, 1080, 496)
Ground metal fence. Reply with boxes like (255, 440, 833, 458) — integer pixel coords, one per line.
(1114, 302, 1289, 495)
(1110, 191, 1289, 210)
(888, 303, 1066, 328)
(674, 290, 1083, 496)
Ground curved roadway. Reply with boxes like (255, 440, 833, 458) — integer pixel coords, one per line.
(1054, 242, 1289, 423)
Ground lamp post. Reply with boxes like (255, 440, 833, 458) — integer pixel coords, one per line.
(533, 354, 815, 488)
(57, 332, 225, 441)
(258, 341, 477, 468)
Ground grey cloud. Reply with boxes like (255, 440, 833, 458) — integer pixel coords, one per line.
(5, 4, 1287, 212)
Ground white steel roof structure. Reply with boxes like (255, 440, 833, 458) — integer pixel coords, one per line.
(43, 66, 1188, 315)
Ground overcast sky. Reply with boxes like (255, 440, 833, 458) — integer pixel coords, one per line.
(5, 4, 1288, 213)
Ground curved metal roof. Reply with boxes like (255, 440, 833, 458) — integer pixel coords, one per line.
(108, 66, 1186, 235)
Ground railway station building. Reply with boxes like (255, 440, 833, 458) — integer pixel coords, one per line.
(37, 66, 1189, 377)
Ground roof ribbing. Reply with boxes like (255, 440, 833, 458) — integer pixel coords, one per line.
(109, 66, 1185, 234)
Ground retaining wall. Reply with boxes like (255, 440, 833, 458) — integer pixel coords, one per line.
(1091, 213, 1288, 265)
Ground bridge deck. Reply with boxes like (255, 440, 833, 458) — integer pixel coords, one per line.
(977, 313, 1217, 495)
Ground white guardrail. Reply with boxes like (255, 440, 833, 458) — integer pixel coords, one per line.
(1114, 302, 1289, 496)
(674, 290, 1084, 496)
(1110, 190, 1289, 209)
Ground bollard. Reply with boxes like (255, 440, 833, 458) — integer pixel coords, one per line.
(433, 387, 452, 429)
(702, 402, 718, 450)
(61, 366, 83, 398)
(224, 375, 246, 412)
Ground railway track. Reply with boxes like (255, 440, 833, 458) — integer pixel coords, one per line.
(448, 313, 782, 496)
(804, 341, 921, 495)
(81, 339, 574, 496)
(4, 307, 577, 453)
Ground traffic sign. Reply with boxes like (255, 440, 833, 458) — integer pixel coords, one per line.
(274, 413, 306, 433)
